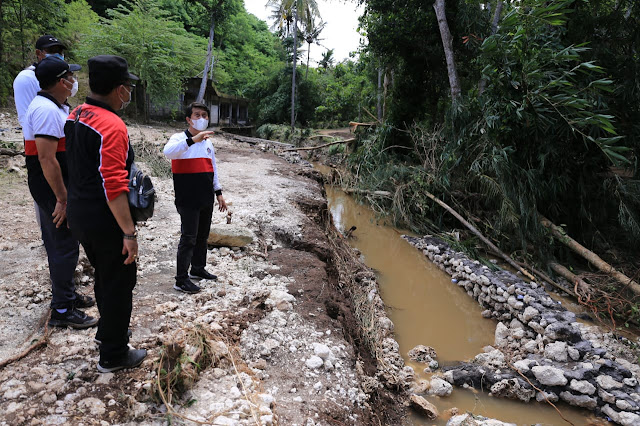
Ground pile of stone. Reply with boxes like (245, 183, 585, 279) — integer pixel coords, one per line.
(404, 235, 640, 425)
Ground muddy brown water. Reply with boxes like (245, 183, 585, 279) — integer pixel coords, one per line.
(321, 183, 598, 425)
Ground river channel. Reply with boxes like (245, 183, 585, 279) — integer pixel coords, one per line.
(320, 180, 599, 425)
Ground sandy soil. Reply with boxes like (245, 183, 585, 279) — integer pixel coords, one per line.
(0, 110, 402, 425)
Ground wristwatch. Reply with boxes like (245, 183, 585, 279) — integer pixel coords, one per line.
(123, 230, 138, 240)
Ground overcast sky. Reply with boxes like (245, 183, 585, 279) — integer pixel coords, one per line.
(243, 0, 365, 65)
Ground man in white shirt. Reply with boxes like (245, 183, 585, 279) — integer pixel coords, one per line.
(163, 102, 227, 294)
(13, 35, 67, 129)
(14, 35, 68, 226)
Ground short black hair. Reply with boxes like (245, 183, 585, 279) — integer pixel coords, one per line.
(39, 79, 59, 91)
(185, 102, 209, 118)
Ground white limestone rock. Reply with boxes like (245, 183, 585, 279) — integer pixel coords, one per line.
(596, 375, 624, 390)
(544, 341, 568, 362)
(569, 379, 596, 395)
(531, 366, 567, 386)
(429, 377, 453, 397)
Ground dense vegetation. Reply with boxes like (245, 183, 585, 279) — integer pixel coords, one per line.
(351, 0, 640, 324)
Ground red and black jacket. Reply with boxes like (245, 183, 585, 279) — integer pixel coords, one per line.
(64, 97, 133, 231)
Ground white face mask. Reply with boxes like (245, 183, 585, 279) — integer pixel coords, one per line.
(119, 86, 132, 110)
(70, 80, 78, 97)
(192, 117, 209, 131)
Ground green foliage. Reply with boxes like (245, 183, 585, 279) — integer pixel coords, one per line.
(56, 0, 100, 58)
(212, 10, 286, 96)
(78, 0, 206, 105)
(0, 0, 67, 103)
(310, 59, 376, 127)
(249, 65, 320, 126)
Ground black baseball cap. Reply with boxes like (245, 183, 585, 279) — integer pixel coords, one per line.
(35, 56, 81, 85)
(35, 35, 66, 50)
(88, 55, 139, 91)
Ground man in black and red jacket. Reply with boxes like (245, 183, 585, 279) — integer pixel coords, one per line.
(64, 55, 146, 373)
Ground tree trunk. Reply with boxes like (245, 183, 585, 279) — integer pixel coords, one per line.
(478, 0, 503, 94)
(305, 41, 311, 79)
(291, 8, 298, 130)
(491, 0, 503, 33)
(540, 216, 640, 297)
(433, 0, 461, 100)
(196, 10, 216, 104)
(377, 67, 383, 121)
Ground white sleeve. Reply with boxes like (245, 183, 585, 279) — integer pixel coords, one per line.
(163, 132, 189, 159)
(13, 70, 40, 129)
(211, 145, 222, 192)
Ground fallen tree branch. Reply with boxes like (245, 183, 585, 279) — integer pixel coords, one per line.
(218, 132, 294, 148)
(283, 138, 356, 152)
(548, 262, 592, 297)
(424, 191, 536, 281)
(343, 188, 392, 198)
(506, 257, 576, 297)
(540, 216, 640, 297)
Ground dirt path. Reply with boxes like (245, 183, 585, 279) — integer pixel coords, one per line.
(0, 112, 403, 425)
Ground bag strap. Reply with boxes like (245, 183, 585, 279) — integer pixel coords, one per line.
(74, 105, 83, 123)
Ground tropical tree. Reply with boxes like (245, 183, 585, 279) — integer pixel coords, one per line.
(79, 0, 206, 113)
(190, 0, 241, 103)
(318, 48, 334, 70)
(267, 0, 320, 129)
(303, 17, 325, 78)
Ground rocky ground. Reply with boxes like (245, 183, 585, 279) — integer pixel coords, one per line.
(0, 110, 402, 425)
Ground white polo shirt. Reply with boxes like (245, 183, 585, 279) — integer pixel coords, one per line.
(24, 93, 70, 206)
(13, 65, 40, 129)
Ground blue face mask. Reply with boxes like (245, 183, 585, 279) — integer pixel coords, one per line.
(45, 53, 64, 60)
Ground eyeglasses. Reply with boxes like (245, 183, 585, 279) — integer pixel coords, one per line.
(123, 83, 136, 88)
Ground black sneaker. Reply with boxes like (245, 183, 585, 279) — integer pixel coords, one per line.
(94, 329, 132, 345)
(189, 268, 217, 281)
(49, 308, 98, 329)
(173, 279, 201, 294)
(73, 292, 95, 308)
(97, 348, 147, 373)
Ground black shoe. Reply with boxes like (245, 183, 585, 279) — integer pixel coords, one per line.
(173, 279, 201, 294)
(189, 268, 217, 281)
(73, 292, 95, 308)
(97, 348, 147, 373)
(49, 308, 98, 329)
(94, 329, 132, 346)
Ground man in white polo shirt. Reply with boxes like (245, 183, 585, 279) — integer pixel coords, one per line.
(24, 56, 97, 329)
(14, 35, 71, 227)
(14, 35, 68, 130)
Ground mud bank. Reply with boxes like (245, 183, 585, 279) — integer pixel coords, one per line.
(405, 235, 640, 425)
(0, 112, 407, 426)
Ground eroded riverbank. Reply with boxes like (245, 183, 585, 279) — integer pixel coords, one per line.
(322, 184, 602, 425)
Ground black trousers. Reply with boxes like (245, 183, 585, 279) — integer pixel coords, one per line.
(72, 225, 135, 362)
(176, 203, 213, 281)
(37, 201, 79, 309)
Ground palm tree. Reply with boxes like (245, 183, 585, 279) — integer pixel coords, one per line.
(267, 0, 320, 130)
(303, 18, 326, 78)
(318, 48, 334, 70)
